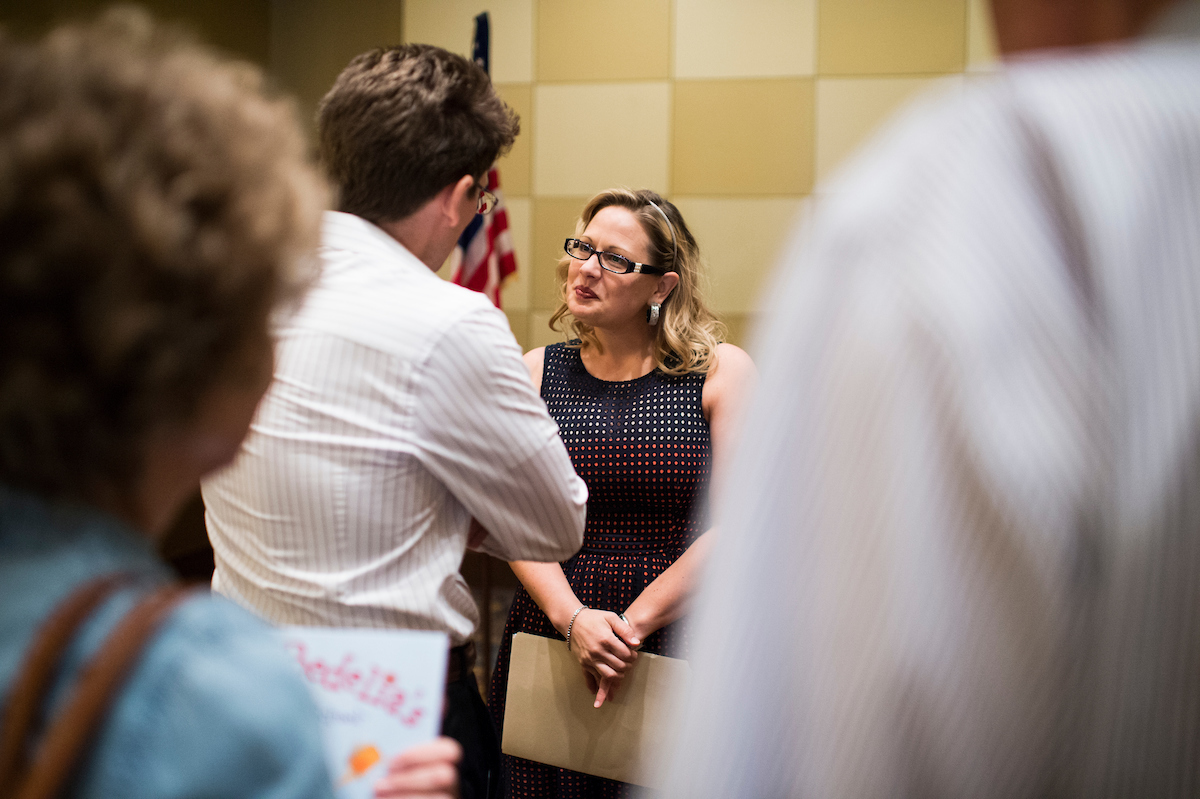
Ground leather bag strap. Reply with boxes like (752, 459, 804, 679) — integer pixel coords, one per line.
(0, 578, 192, 799)
(0, 574, 133, 794)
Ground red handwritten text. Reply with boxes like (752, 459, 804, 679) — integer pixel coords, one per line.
(285, 641, 427, 726)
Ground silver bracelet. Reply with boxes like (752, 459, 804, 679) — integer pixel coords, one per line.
(565, 605, 588, 650)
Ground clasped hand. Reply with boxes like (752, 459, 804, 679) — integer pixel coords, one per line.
(568, 609, 641, 708)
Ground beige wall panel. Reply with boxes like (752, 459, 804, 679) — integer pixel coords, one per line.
(534, 83, 670, 198)
(531, 198, 589, 311)
(500, 197, 532, 311)
(403, 0, 534, 83)
(504, 309, 530, 351)
(673, 79, 814, 196)
(818, 0, 967, 75)
(815, 76, 952, 182)
(269, 0, 404, 129)
(529, 311, 568, 349)
(673, 198, 802, 314)
(495, 83, 533, 196)
(675, 0, 816, 78)
(967, 0, 1000, 70)
(718, 313, 757, 350)
(537, 0, 669, 82)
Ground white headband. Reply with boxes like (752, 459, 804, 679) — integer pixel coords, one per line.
(645, 199, 678, 270)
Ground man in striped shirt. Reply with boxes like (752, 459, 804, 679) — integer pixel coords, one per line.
(201, 45, 587, 799)
(663, 0, 1200, 797)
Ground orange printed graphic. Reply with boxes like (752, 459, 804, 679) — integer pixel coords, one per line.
(338, 744, 381, 785)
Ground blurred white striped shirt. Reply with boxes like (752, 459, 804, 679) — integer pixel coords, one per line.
(663, 6, 1200, 798)
(202, 211, 586, 645)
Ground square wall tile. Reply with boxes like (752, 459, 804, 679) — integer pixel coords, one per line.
(500, 197, 532, 310)
(529, 311, 569, 349)
(531, 197, 589, 311)
(403, 0, 533, 83)
(675, 0, 816, 78)
(816, 76, 954, 182)
(967, 0, 999, 70)
(495, 83, 532, 196)
(673, 198, 803, 314)
(718, 313, 758, 349)
(818, 0, 967, 75)
(537, 0, 669, 82)
(534, 83, 670, 198)
(673, 79, 814, 196)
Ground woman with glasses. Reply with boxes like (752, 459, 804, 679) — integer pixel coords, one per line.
(489, 188, 755, 798)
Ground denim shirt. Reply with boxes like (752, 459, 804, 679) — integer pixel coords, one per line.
(0, 486, 336, 798)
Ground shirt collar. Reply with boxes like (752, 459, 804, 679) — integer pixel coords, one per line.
(320, 211, 437, 280)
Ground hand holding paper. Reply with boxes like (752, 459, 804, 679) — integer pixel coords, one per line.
(282, 627, 449, 799)
(584, 669, 625, 708)
(568, 608, 639, 695)
(502, 632, 690, 788)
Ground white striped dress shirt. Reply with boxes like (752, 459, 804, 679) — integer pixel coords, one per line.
(202, 211, 587, 645)
(662, 7, 1200, 797)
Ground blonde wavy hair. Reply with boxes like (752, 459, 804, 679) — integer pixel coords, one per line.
(549, 188, 725, 376)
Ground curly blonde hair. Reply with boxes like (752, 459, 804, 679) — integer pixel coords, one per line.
(0, 9, 328, 500)
(549, 188, 725, 376)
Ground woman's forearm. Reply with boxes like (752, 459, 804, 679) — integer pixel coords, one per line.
(623, 531, 713, 638)
(509, 560, 584, 635)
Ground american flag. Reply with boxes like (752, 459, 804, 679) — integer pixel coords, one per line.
(450, 12, 517, 308)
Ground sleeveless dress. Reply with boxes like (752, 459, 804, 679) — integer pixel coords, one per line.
(489, 342, 712, 798)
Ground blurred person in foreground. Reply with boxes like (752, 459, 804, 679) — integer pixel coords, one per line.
(0, 11, 457, 799)
(201, 43, 588, 799)
(488, 188, 754, 798)
(661, 0, 1200, 796)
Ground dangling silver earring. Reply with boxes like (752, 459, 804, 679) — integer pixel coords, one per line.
(647, 302, 661, 326)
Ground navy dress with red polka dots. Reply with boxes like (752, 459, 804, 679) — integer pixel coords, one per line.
(489, 342, 712, 799)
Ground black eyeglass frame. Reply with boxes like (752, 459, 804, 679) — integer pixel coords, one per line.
(474, 181, 497, 215)
(563, 238, 670, 275)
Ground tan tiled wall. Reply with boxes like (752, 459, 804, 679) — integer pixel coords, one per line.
(406, 0, 999, 351)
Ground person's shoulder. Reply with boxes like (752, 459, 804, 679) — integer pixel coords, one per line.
(702, 343, 756, 407)
(297, 249, 500, 361)
(92, 593, 333, 796)
(1001, 39, 1200, 141)
(711, 343, 754, 377)
(315, 211, 492, 317)
(143, 593, 322, 729)
(523, 346, 547, 392)
(523, 346, 547, 371)
(413, 295, 530, 398)
(821, 76, 1009, 202)
(799, 74, 1028, 275)
(428, 289, 515, 353)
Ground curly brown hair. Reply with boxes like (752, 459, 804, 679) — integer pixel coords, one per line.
(550, 189, 726, 376)
(317, 43, 519, 223)
(0, 9, 328, 501)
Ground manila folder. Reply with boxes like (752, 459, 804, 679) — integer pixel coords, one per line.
(501, 632, 690, 788)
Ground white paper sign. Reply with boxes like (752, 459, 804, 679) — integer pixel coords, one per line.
(282, 627, 449, 799)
